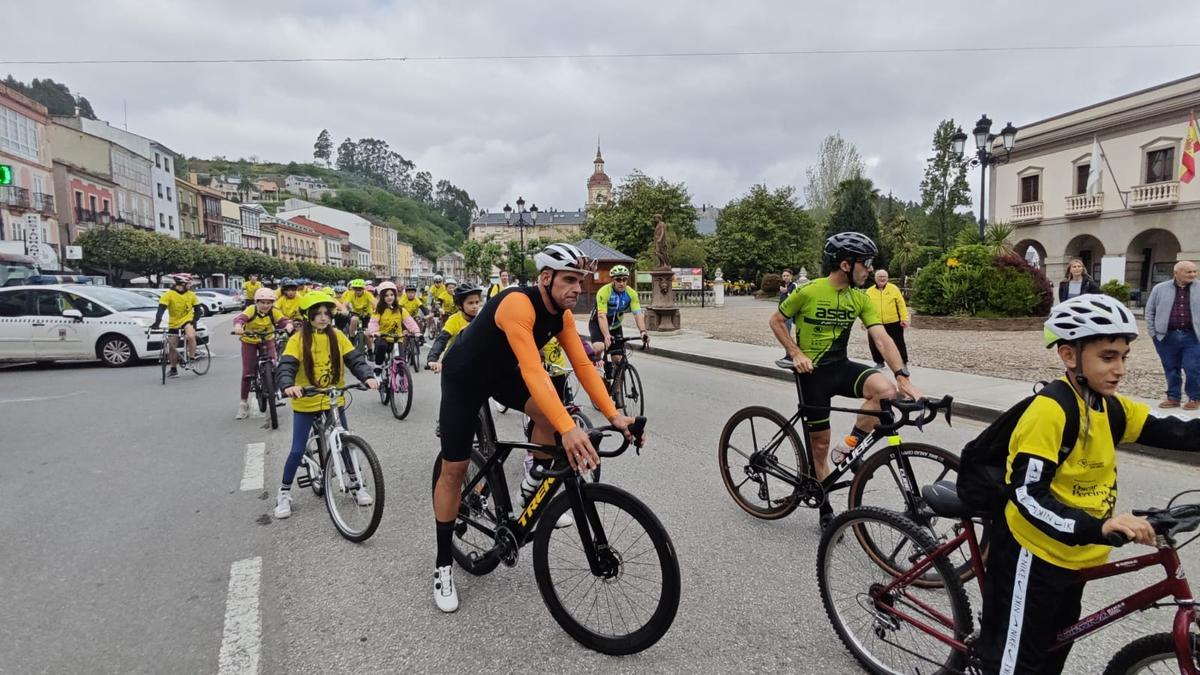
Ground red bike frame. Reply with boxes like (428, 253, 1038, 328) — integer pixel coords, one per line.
(867, 521, 1198, 673)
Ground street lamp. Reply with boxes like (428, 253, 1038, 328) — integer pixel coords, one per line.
(502, 196, 539, 285)
(953, 114, 1018, 239)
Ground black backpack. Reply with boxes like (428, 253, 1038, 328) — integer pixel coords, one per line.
(956, 379, 1127, 513)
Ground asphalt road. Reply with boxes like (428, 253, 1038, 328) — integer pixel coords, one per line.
(2, 319, 1198, 674)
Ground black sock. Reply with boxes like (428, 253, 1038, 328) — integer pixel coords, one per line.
(435, 520, 455, 567)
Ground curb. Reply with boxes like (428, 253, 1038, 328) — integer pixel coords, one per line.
(645, 344, 1200, 468)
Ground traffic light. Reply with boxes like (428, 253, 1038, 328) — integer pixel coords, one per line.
(0, 164, 11, 186)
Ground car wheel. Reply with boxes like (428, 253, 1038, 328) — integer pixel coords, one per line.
(98, 334, 136, 367)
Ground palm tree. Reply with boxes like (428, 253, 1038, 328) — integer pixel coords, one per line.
(237, 177, 254, 203)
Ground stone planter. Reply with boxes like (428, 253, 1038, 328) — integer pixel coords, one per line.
(911, 314, 1046, 331)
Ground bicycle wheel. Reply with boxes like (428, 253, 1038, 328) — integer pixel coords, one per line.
(378, 363, 392, 405)
(437, 447, 502, 576)
(717, 406, 806, 519)
(617, 362, 645, 417)
(323, 434, 384, 542)
(261, 365, 278, 430)
(848, 443, 983, 581)
(190, 344, 211, 376)
(159, 343, 168, 385)
(1104, 632, 1198, 675)
(306, 432, 325, 497)
(389, 359, 413, 420)
(818, 507, 971, 675)
(533, 482, 681, 655)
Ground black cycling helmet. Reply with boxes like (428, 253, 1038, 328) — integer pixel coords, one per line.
(281, 278, 299, 290)
(452, 285, 483, 306)
(823, 231, 878, 267)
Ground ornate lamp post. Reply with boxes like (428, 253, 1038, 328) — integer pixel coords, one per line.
(951, 115, 1018, 239)
(502, 196, 539, 285)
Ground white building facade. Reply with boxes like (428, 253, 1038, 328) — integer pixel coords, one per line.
(275, 201, 371, 251)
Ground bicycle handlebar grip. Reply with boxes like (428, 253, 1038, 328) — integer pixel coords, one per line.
(1105, 531, 1130, 547)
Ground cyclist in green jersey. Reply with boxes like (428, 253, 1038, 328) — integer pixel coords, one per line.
(770, 232, 921, 524)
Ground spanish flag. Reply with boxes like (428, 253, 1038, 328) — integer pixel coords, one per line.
(1182, 112, 1200, 183)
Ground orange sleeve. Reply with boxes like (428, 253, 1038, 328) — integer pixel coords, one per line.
(557, 311, 618, 420)
(494, 293, 576, 434)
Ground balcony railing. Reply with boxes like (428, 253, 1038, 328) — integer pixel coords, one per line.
(1130, 181, 1180, 209)
(97, 211, 113, 226)
(32, 192, 55, 215)
(1065, 192, 1104, 218)
(1, 185, 31, 209)
(76, 207, 97, 223)
(1010, 201, 1044, 224)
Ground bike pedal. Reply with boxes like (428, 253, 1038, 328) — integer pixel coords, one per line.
(296, 475, 312, 488)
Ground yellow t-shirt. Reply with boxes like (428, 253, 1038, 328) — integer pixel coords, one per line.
(431, 285, 455, 313)
(283, 329, 356, 413)
(243, 280, 262, 301)
(158, 289, 198, 329)
(372, 306, 411, 338)
(1004, 380, 1150, 569)
(239, 307, 284, 344)
(542, 337, 569, 376)
(341, 290, 376, 316)
(274, 294, 302, 321)
(399, 296, 425, 317)
(443, 311, 469, 338)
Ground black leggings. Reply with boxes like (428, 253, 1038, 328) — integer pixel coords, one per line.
(373, 341, 394, 365)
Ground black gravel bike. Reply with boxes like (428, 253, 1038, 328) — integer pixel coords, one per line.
(437, 409, 679, 655)
(604, 334, 647, 417)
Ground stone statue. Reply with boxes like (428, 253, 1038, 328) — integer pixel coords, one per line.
(653, 213, 670, 269)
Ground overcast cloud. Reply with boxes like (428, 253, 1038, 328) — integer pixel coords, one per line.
(6, 1, 1199, 215)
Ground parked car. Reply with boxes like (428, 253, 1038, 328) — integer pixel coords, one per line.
(129, 288, 165, 302)
(0, 284, 210, 366)
(200, 287, 241, 299)
(195, 290, 240, 314)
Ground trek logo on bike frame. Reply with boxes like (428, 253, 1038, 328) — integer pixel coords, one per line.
(518, 477, 556, 528)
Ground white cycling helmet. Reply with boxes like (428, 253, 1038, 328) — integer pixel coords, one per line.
(535, 243, 592, 274)
(1044, 293, 1139, 348)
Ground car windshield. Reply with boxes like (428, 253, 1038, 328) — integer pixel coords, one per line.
(71, 286, 159, 311)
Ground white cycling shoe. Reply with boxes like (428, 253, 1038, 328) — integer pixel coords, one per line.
(274, 490, 292, 519)
(235, 401, 249, 419)
(433, 565, 459, 613)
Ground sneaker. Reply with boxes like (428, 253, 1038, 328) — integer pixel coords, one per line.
(274, 490, 293, 519)
(354, 486, 374, 506)
(168, 367, 179, 378)
(236, 401, 249, 419)
(433, 565, 459, 613)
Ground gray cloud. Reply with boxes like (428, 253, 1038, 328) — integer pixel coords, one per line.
(8, 0, 1200, 217)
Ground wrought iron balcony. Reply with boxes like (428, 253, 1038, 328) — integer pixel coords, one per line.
(32, 192, 55, 215)
(1, 185, 31, 209)
(76, 207, 97, 223)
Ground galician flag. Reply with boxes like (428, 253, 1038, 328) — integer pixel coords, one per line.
(1181, 112, 1200, 184)
(1086, 137, 1104, 196)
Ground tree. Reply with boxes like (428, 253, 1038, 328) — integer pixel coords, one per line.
(919, 119, 974, 251)
(708, 184, 821, 281)
(2, 76, 95, 117)
(804, 133, 864, 222)
(237, 177, 254, 203)
(410, 171, 433, 204)
(826, 176, 882, 269)
(462, 237, 505, 280)
(586, 169, 696, 258)
(76, 97, 97, 120)
(434, 179, 477, 232)
(313, 129, 333, 165)
(336, 138, 358, 172)
(880, 213, 921, 279)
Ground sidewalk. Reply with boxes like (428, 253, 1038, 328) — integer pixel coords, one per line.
(627, 325, 1200, 468)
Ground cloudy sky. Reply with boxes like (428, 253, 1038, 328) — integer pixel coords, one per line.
(7, 1, 1200, 214)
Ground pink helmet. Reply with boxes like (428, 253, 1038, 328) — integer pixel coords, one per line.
(376, 281, 397, 294)
(254, 287, 277, 302)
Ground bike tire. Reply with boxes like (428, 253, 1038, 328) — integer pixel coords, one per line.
(378, 366, 392, 405)
(190, 344, 211, 376)
(533, 482, 681, 655)
(159, 345, 167, 385)
(262, 365, 278, 430)
(619, 362, 645, 417)
(323, 434, 384, 542)
(717, 405, 806, 520)
(389, 359, 413, 420)
(435, 447, 502, 576)
(847, 442, 984, 583)
(1103, 632, 1198, 675)
(817, 507, 971, 675)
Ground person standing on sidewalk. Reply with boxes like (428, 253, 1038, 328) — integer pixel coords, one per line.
(1057, 257, 1100, 302)
(1144, 260, 1200, 409)
(865, 269, 909, 368)
(778, 268, 798, 359)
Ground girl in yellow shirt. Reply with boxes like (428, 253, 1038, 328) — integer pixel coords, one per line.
(366, 281, 421, 373)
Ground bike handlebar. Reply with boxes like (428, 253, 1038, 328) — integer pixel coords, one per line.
(875, 396, 953, 434)
(531, 416, 648, 479)
(609, 335, 648, 350)
(299, 384, 370, 396)
(1106, 501, 1200, 547)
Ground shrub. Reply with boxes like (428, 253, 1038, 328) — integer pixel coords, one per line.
(760, 273, 782, 296)
(1101, 279, 1132, 303)
(912, 245, 1048, 317)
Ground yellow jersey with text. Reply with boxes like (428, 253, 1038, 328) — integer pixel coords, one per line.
(239, 307, 285, 344)
(283, 329, 356, 413)
(373, 306, 412, 338)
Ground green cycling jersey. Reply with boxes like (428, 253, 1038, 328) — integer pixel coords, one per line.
(778, 277, 881, 367)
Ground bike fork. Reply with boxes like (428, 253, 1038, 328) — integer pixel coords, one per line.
(564, 479, 613, 576)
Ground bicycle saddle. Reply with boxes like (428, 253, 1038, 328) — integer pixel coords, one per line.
(774, 358, 795, 370)
(921, 480, 987, 519)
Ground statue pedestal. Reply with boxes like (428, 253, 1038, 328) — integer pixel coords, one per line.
(647, 269, 680, 331)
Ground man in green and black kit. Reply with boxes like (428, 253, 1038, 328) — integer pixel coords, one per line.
(770, 232, 920, 527)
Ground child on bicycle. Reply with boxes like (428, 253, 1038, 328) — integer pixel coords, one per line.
(366, 281, 421, 376)
(274, 291, 379, 520)
(232, 287, 293, 420)
(426, 285, 484, 373)
(978, 294, 1200, 674)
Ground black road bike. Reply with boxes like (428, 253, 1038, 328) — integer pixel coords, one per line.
(404, 332, 423, 371)
(603, 334, 647, 417)
(436, 410, 680, 655)
(236, 329, 288, 429)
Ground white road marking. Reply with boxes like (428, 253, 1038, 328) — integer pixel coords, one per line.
(240, 443, 265, 491)
(0, 390, 88, 404)
(217, 557, 262, 675)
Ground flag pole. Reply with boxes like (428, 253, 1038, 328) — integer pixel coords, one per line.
(1097, 136, 1128, 208)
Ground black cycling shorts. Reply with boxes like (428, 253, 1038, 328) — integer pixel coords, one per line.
(796, 360, 879, 432)
(438, 369, 532, 462)
(588, 317, 625, 354)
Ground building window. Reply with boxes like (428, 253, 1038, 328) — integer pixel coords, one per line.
(1146, 147, 1175, 183)
(169, 215, 174, 230)
(0, 107, 40, 161)
(157, 183, 163, 198)
(155, 152, 161, 168)
(160, 213, 166, 228)
(167, 186, 172, 202)
(1019, 175, 1040, 203)
(164, 157, 170, 173)
(102, 199, 110, 214)
(1075, 164, 1091, 195)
